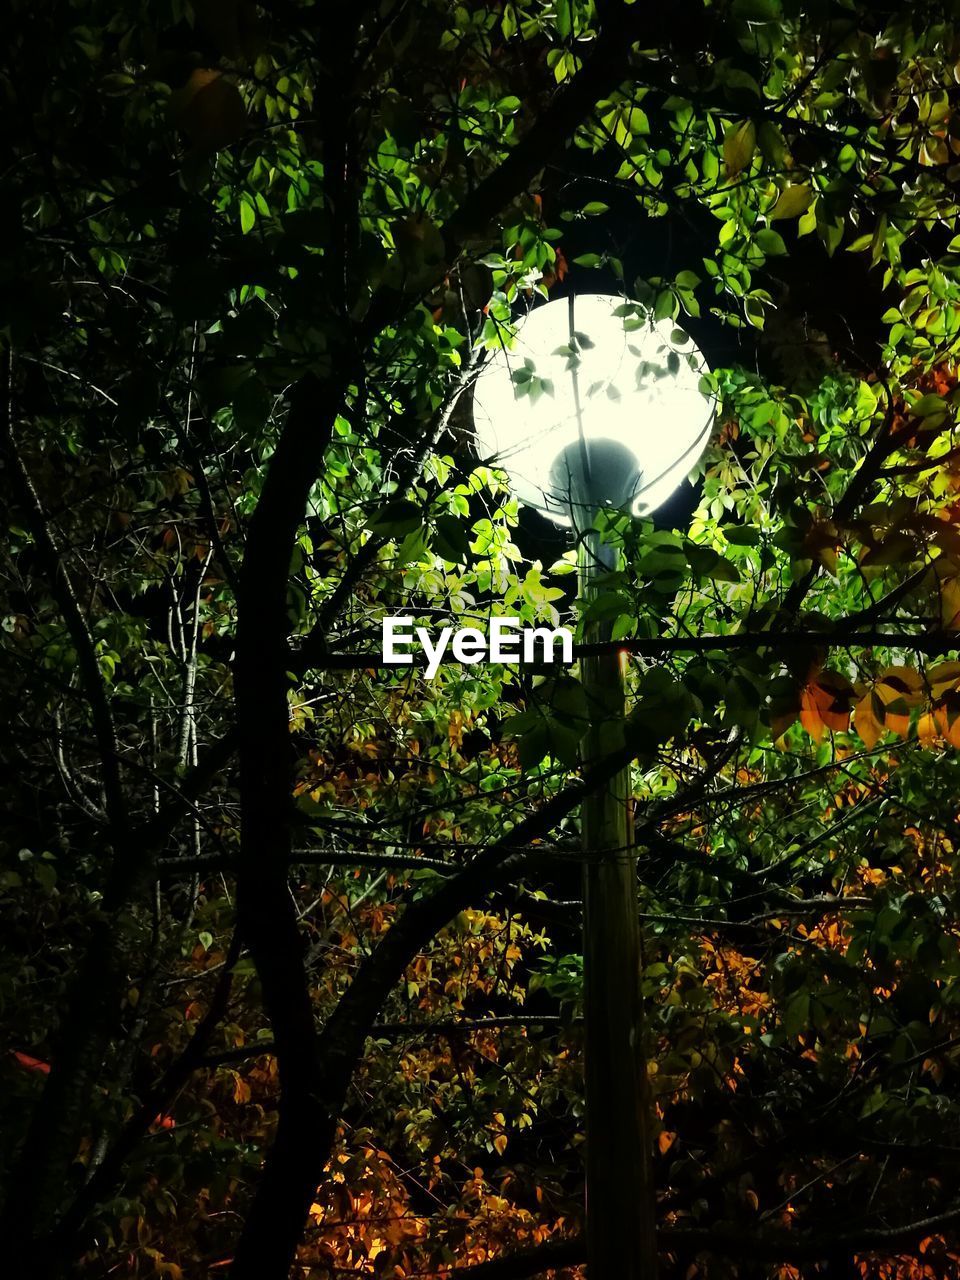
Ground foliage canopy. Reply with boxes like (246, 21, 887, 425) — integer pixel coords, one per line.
(7, 1, 960, 1278)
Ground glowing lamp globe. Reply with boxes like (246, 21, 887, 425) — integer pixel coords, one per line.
(471, 294, 715, 525)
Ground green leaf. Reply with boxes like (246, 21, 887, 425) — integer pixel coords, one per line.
(396, 526, 430, 566)
(540, 675, 589, 727)
(687, 545, 741, 582)
(369, 500, 423, 538)
(233, 375, 271, 434)
(859, 1088, 887, 1119)
(909, 394, 948, 417)
(240, 198, 255, 235)
(732, 0, 781, 18)
(782, 991, 810, 1038)
(547, 723, 584, 766)
(720, 69, 761, 99)
(722, 524, 760, 546)
(817, 213, 844, 257)
(755, 228, 787, 256)
(516, 722, 551, 770)
(434, 514, 471, 563)
(626, 107, 649, 136)
(630, 669, 694, 743)
(757, 120, 787, 166)
(654, 289, 678, 321)
(583, 590, 633, 621)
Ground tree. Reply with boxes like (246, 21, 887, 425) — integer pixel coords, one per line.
(6, 0, 960, 1277)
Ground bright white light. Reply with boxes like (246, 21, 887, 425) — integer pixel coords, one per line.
(471, 294, 715, 525)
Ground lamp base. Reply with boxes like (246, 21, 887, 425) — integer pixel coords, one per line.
(547, 438, 642, 526)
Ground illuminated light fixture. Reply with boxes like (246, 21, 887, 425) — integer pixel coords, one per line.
(471, 293, 715, 526)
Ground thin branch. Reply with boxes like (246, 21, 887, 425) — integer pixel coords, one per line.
(1, 349, 127, 836)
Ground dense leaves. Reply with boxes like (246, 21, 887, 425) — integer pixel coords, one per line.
(7, 1, 960, 1279)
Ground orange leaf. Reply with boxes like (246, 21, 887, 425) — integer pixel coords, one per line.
(918, 710, 941, 747)
(853, 690, 884, 749)
(658, 1130, 677, 1155)
(12, 1051, 50, 1075)
(799, 687, 825, 741)
(802, 671, 854, 738)
(935, 695, 960, 749)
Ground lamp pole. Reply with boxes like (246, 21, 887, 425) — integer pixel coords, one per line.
(572, 493, 657, 1280)
(552, 292, 658, 1276)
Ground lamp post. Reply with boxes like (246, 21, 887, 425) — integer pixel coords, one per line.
(472, 294, 714, 1280)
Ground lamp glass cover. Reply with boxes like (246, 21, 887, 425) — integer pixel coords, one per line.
(471, 294, 715, 525)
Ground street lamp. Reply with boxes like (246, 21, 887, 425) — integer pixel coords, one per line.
(471, 292, 713, 531)
(472, 293, 715, 1280)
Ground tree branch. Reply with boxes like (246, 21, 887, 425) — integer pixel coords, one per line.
(230, 373, 343, 1279)
(296, 625, 960, 673)
(409, 1202, 960, 1277)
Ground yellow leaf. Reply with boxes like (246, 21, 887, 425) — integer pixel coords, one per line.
(493, 1133, 508, 1155)
(770, 184, 813, 220)
(940, 576, 960, 629)
(928, 661, 960, 698)
(877, 665, 925, 704)
(869, 673, 919, 739)
(724, 120, 757, 177)
(170, 68, 247, 151)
